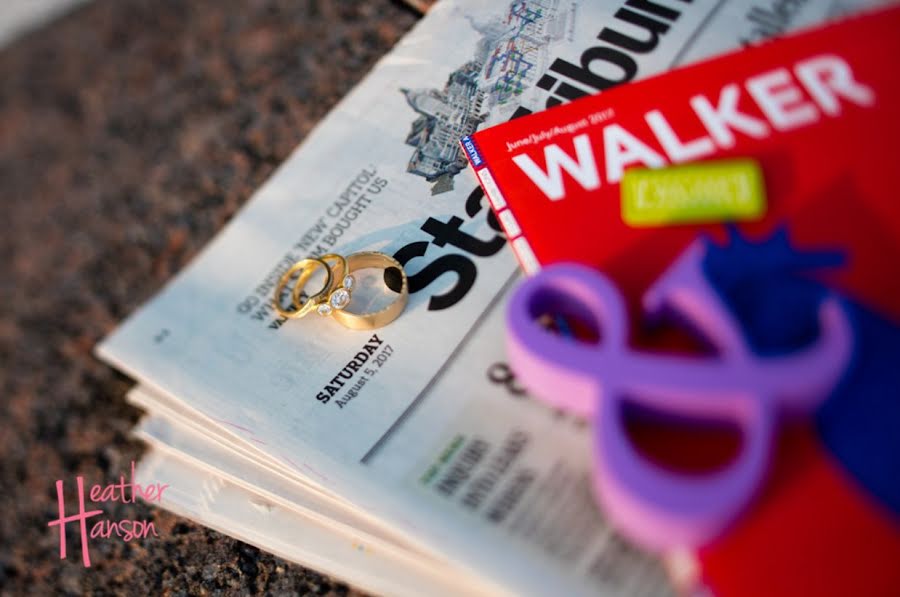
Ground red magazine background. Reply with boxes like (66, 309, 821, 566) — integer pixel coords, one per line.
(468, 5, 900, 323)
(466, 6, 900, 595)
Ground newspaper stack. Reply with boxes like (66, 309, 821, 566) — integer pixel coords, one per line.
(96, 1, 885, 594)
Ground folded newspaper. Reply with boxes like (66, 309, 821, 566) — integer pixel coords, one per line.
(96, 0, 887, 594)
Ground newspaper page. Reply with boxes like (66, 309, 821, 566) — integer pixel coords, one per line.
(136, 450, 481, 597)
(98, 0, 887, 594)
(127, 388, 425, 555)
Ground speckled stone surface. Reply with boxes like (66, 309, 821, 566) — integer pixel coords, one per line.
(0, 1, 420, 594)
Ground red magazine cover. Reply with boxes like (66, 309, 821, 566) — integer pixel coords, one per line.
(462, 5, 900, 321)
(463, 6, 900, 596)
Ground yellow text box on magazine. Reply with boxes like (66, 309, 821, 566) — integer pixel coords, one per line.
(621, 159, 766, 227)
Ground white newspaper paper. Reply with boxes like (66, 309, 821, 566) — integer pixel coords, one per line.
(126, 387, 420, 553)
(136, 449, 479, 596)
(99, 0, 886, 593)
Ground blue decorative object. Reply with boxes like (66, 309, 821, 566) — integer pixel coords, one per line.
(702, 226, 900, 516)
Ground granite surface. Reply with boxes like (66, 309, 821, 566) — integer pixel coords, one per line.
(0, 1, 422, 594)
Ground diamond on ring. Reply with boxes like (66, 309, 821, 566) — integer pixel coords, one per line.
(330, 288, 351, 310)
(316, 274, 353, 317)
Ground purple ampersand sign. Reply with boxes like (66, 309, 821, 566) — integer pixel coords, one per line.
(505, 240, 853, 551)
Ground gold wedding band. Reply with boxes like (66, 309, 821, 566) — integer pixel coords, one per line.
(320, 253, 348, 280)
(273, 257, 333, 319)
(330, 251, 408, 330)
